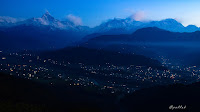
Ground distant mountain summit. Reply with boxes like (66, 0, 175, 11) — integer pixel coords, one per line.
(94, 18, 144, 34)
(23, 12, 66, 28)
(185, 25, 199, 32)
(147, 19, 185, 32)
(17, 11, 90, 31)
(0, 16, 23, 27)
(94, 18, 200, 34)
(41, 11, 54, 22)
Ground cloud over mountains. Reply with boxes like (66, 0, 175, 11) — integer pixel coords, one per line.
(66, 14, 82, 26)
(130, 11, 146, 21)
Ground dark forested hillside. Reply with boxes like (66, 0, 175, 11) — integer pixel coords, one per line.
(0, 25, 88, 50)
(42, 47, 162, 68)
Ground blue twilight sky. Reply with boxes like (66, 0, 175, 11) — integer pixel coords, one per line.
(1, 0, 200, 27)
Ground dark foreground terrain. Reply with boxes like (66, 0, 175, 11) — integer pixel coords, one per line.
(0, 72, 118, 112)
(0, 72, 200, 112)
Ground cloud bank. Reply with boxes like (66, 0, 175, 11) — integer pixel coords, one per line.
(130, 11, 146, 21)
(66, 14, 82, 26)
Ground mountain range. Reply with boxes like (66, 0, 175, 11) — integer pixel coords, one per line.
(1, 12, 200, 50)
(0, 11, 90, 31)
(93, 18, 200, 35)
(81, 27, 200, 65)
(0, 11, 200, 34)
(0, 12, 92, 50)
(82, 27, 200, 48)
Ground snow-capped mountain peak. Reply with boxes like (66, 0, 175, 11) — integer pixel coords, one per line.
(94, 17, 198, 33)
(41, 11, 55, 22)
(0, 16, 24, 26)
(0, 16, 17, 23)
(14, 12, 90, 32)
(21, 12, 67, 28)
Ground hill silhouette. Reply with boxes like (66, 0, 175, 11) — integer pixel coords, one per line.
(120, 82, 200, 112)
(42, 47, 162, 68)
